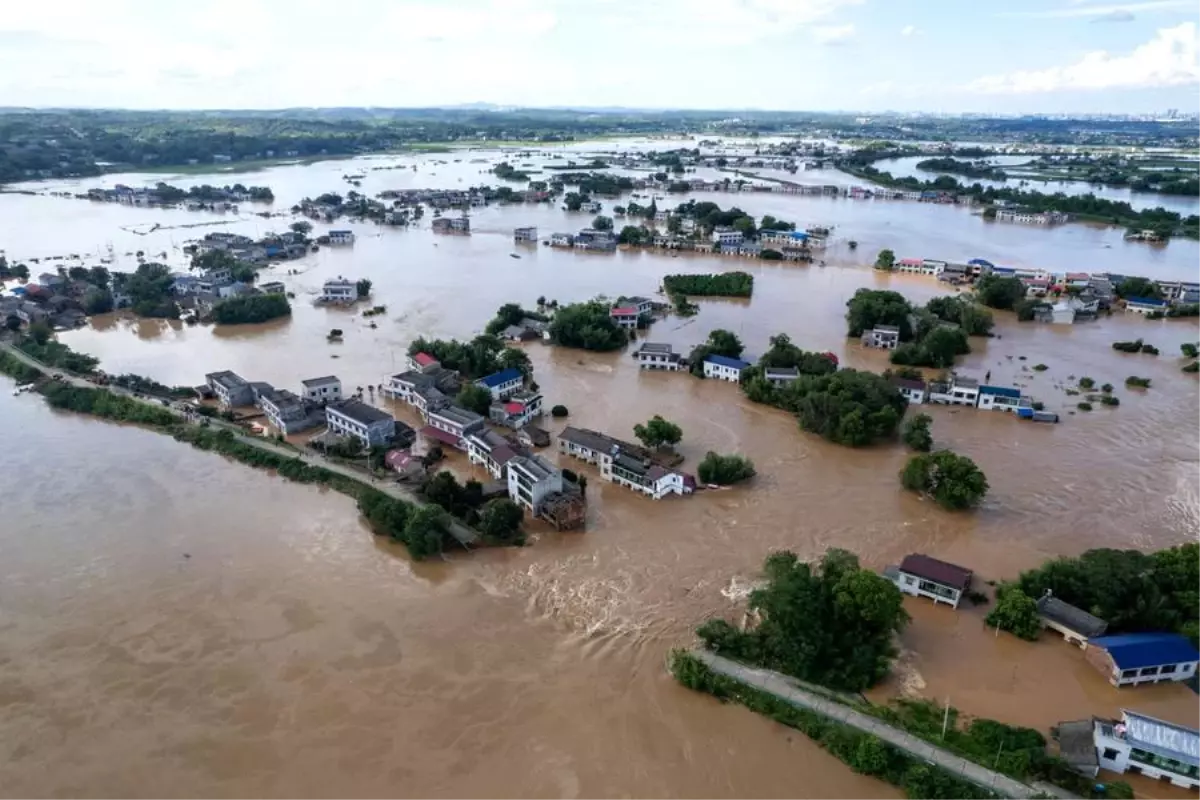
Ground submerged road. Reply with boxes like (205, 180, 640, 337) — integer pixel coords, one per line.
(2, 340, 478, 547)
(691, 650, 1080, 800)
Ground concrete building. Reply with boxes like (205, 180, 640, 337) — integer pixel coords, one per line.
(325, 399, 395, 447)
(475, 367, 524, 400)
(928, 375, 980, 407)
(425, 404, 486, 449)
(977, 384, 1025, 412)
(1085, 633, 1199, 688)
(889, 376, 928, 404)
(549, 232, 574, 247)
(513, 226, 538, 242)
(328, 230, 355, 244)
(301, 375, 342, 405)
(609, 306, 640, 329)
(507, 455, 564, 516)
(321, 277, 357, 303)
(711, 227, 744, 247)
(1094, 711, 1198, 790)
(764, 367, 800, 387)
(703, 354, 751, 382)
(862, 325, 900, 350)
(465, 429, 520, 479)
(205, 370, 254, 408)
(556, 426, 694, 501)
(885, 553, 973, 609)
(489, 390, 543, 429)
(257, 387, 320, 434)
(1035, 590, 1108, 648)
(1125, 296, 1170, 315)
(633, 342, 682, 371)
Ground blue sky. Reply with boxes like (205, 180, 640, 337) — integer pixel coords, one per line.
(0, 0, 1196, 113)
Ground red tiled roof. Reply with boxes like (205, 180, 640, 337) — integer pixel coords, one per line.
(385, 449, 415, 470)
(504, 401, 524, 414)
(413, 352, 437, 366)
(420, 425, 462, 448)
(610, 307, 637, 316)
(899, 554, 973, 590)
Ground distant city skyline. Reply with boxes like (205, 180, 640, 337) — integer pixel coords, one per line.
(0, 0, 1197, 114)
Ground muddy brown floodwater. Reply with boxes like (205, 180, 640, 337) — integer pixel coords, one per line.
(1, 142, 1198, 797)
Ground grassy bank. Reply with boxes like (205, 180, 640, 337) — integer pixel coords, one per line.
(670, 651, 995, 799)
(0, 350, 43, 383)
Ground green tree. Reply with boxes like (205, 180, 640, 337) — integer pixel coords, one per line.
(82, 288, 115, 315)
(456, 383, 493, 415)
(551, 404, 568, 417)
(696, 549, 909, 691)
(356, 279, 372, 298)
(874, 249, 896, 271)
(478, 498, 524, 544)
(633, 415, 683, 449)
(290, 220, 313, 235)
(697, 452, 756, 485)
(617, 225, 650, 245)
(705, 329, 744, 358)
(497, 346, 533, 378)
(1182, 343, 1199, 358)
(211, 293, 291, 325)
(1115, 277, 1160, 300)
(403, 505, 449, 560)
(845, 289, 914, 339)
(902, 413, 933, 452)
(28, 320, 52, 345)
(984, 584, 1042, 640)
(548, 301, 627, 351)
(891, 326, 969, 369)
(772, 369, 907, 447)
(974, 275, 1026, 310)
(592, 214, 613, 231)
(4, 314, 20, 332)
(900, 450, 989, 510)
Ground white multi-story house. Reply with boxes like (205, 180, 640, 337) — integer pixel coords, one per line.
(550, 232, 574, 247)
(489, 390, 543, 429)
(884, 554, 973, 610)
(321, 277, 357, 303)
(580, 200, 602, 213)
(507, 455, 563, 516)
(301, 375, 342, 405)
(711, 227, 744, 247)
(475, 368, 524, 400)
(928, 375, 980, 407)
(889, 376, 927, 404)
(204, 370, 254, 407)
(513, 226, 538, 242)
(465, 429, 519, 479)
(633, 342, 682, 371)
(257, 387, 318, 434)
(610, 306, 640, 329)
(1093, 712, 1198, 790)
(325, 399, 395, 447)
(862, 325, 900, 350)
(977, 384, 1027, 412)
(328, 229, 355, 244)
(557, 427, 694, 501)
(425, 404, 485, 449)
(703, 354, 751, 382)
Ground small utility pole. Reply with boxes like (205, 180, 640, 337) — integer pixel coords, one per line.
(941, 698, 951, 740)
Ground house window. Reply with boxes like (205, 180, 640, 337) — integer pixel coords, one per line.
(1103, 748, 1120, 761)
(1121, 669, 1137, 679)
(904, 576, 915, 585)
(1139, 666, 1159, 676)
(1159, 663, 1176, 674)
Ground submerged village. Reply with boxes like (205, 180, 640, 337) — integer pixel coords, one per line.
(3, 135, 1200, 800)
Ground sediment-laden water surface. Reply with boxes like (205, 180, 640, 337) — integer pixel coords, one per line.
(2, 143, 1197, 797)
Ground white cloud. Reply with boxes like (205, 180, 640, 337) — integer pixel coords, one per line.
(813, 23, 856, 45)
(967, 21, 1199, 93)
(998, 0, 1191, 19)
(900, 24, 919, 36)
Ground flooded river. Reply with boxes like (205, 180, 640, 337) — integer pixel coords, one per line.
(2, 144, 1198, 797)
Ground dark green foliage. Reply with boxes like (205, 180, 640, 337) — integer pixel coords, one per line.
(1078, 377, 1095, 389)
(757, 333, 838, 374)
(551, 404, 569, 417)
(408, 334, 514, 378)
(122, 262, 179, 318)
(891, 326, 970, 369)
(1115, 276, 1159, 299)
(16, 338, 100, 374)
(696, 549, 910, 692)
(456, 383, 493, 415)
(40, 383, 179, 426)
(1140, 343, 1159, 355)
(28, 320, 52, 344)
(902, 413, 933, 452)
(1167, 303, 1200, 318)
(1077, 402, 1093, 411)
(1100, 395, 1120, 406)
(421, 470, 486, 519)
(110, 374, 195, 398)
(484, 302, 548, 335)
(0, 351, 43, 383)
(1016, 544, 1199, 644)
(845, 289, 913, 339)
(688, 329, 745, 376)
(984, 584, 1042, 640)
(900, 450, 989, 510)
(925, 295, 994, 336)
(1182, 343, 1199, 358)
(874, 249, 896, 271)
(617, 225, 652, 245)
(974, 275, 1026, 310)
(662, 272, 754, 297)
(760, 248, 783, 261)
(633, 415, 682, 449)
(82, 288, 115, 315)
(757, 369, 906, 447)
(697, 452, 756, 485)
(1112, 338, 1145, 353)
(4, 314, 20, 332)
(1032, 363, 1049, 371)
(1015, 299, 1047, 321)
(356, 278, 372, 298)
(547, 302, 628, 351)
(670, 652, 995, 798)
(400, 505, 452, 560)
(1125, 375, 1151, 388)
(211, 293, 291, 325)
(1184, 361, 1200, 373)
(478, 498, 525, 545)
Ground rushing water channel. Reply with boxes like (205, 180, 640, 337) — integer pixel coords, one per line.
(2, 143, 1198, 797)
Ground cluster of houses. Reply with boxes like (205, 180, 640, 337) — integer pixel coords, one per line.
(1, 272, 92, 330)
(557, 426, 696, 500)
(431, 216, 470, 234)
(378, 185, 553, 210)
(884, 553, 1200, 790)
(548, 228, 617, 251)
(544, 222, 825, 262)
(81, 184, 268, 212)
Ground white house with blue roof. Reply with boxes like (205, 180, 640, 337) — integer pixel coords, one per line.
(703, 354, 752, 382)
(977, 384, 1028, 412)
(1094, 710, 1199, 789)
(475, 367, 524, 400)
(1124, 295, 1170, 315)
(1085, 632, 1199, 687)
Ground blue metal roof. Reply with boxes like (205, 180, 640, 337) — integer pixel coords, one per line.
(1090, 632, 1199, 669)
(705, 354, 751, 370)
(1125, 296, 1168, 307)
(968, 258, 994, 266)
(478, 367, 524, 388)
(980, 385, 1021, 399)
(991, 266, 1016, 276)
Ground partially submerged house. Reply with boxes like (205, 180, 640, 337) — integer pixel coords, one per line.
(884, 554, 973, 609)
(1085, 633, 1199, 688)
(557, 426, 694, 501)
(1036, 590, 1108, 648)
(325, 399, 395, 447)
(1094, 711, 1199, 790)
(205, 370, 254, 408)
(633, 342, 683, 371)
